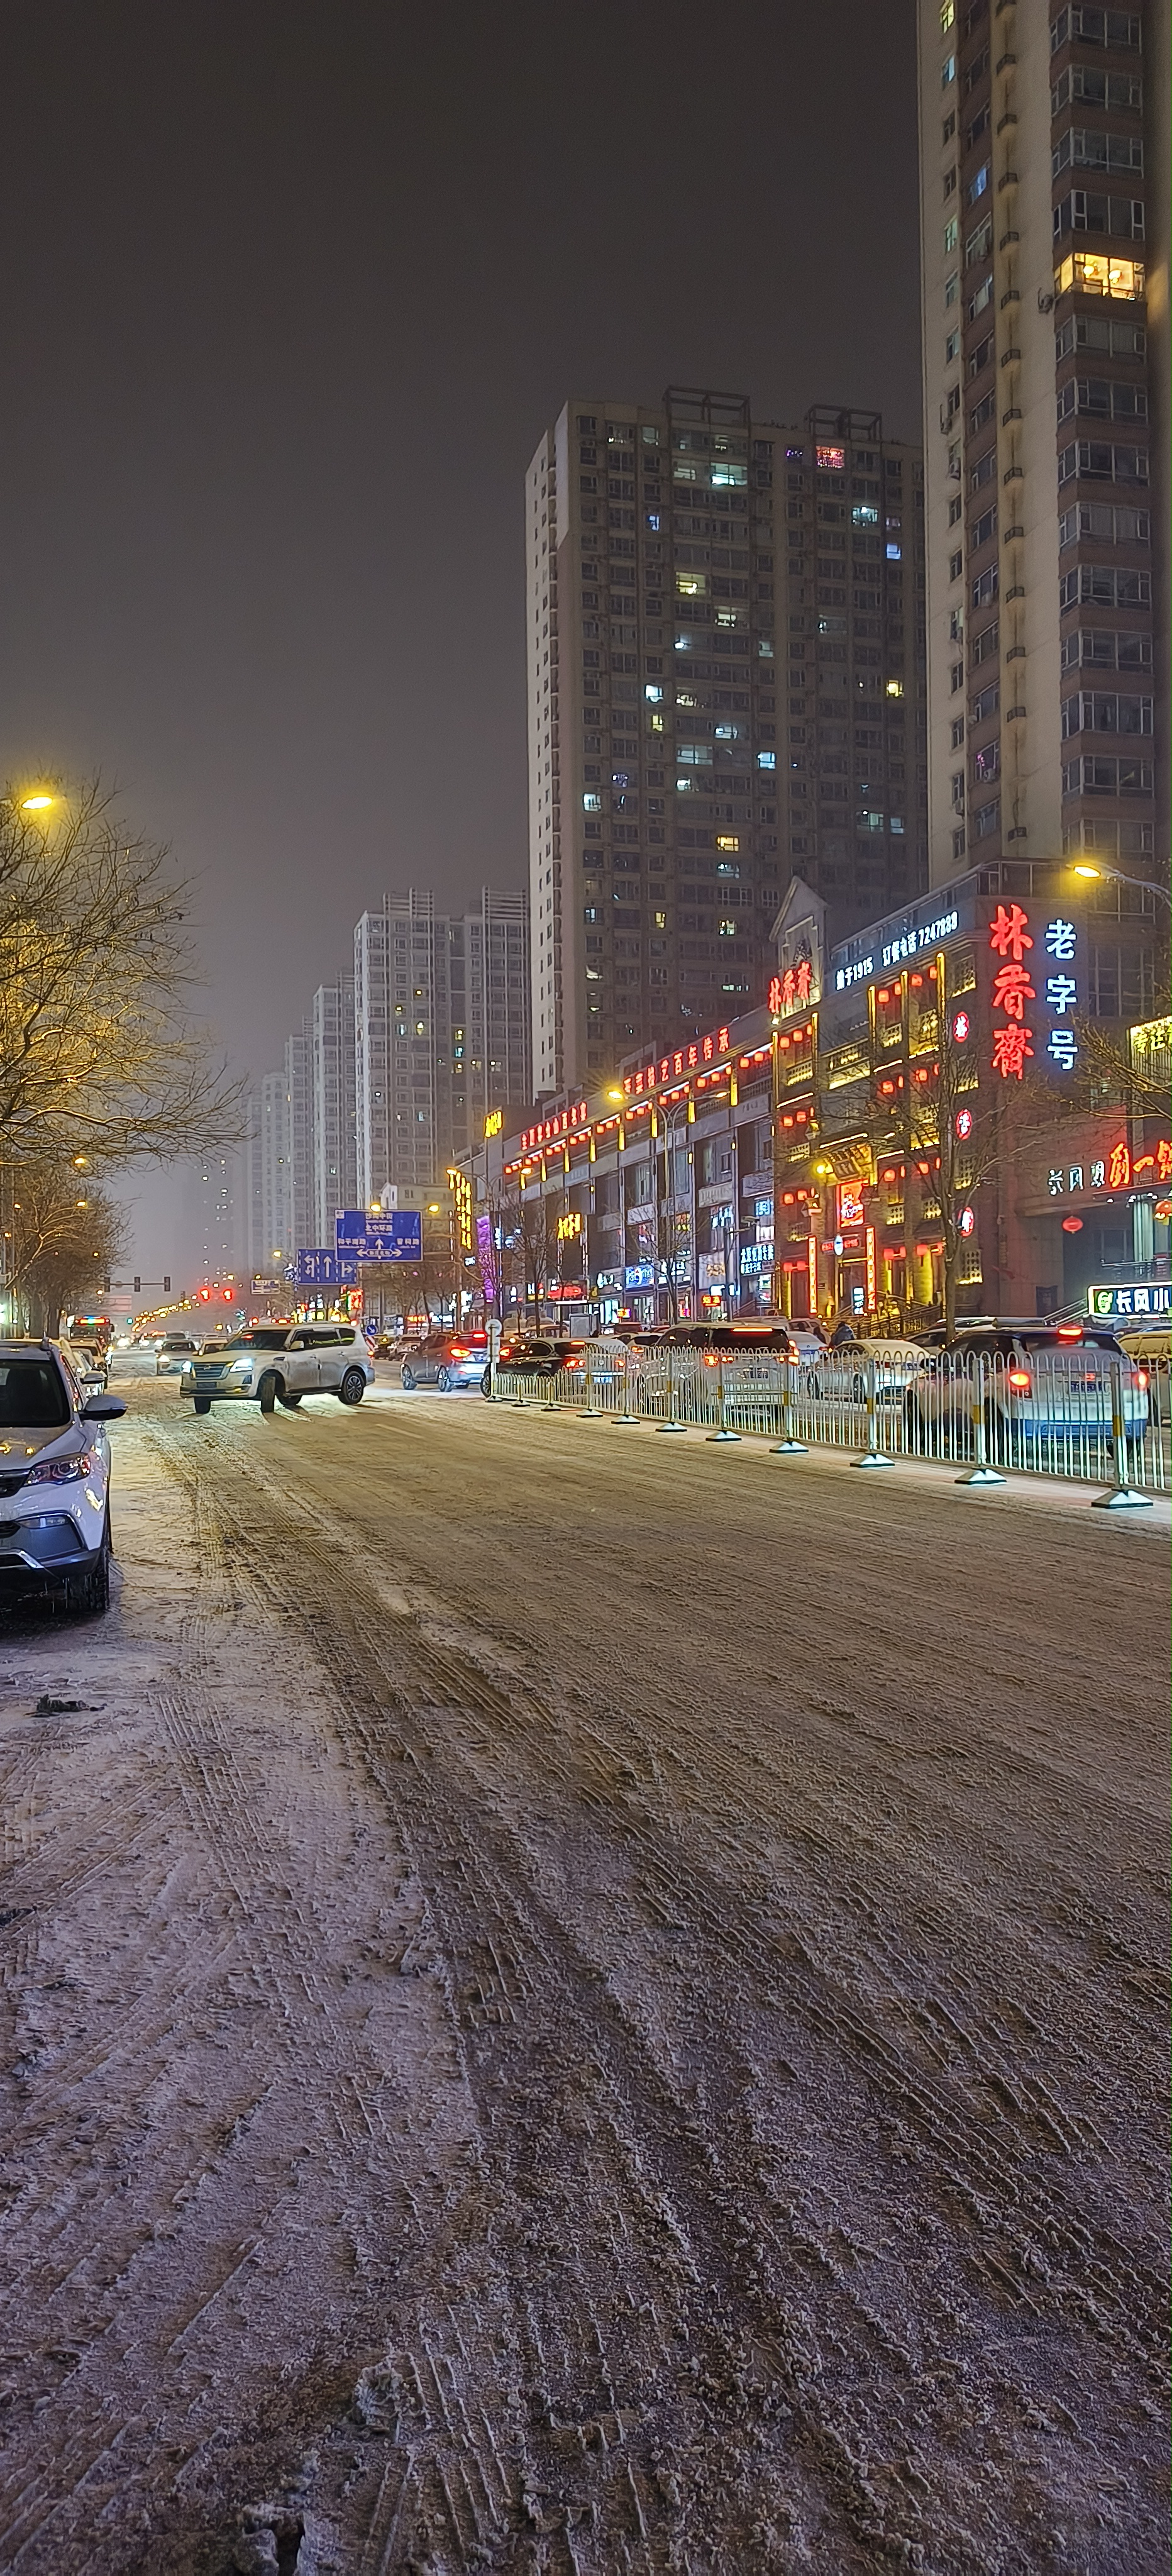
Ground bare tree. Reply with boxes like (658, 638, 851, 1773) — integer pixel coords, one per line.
(6, 1164, 128, 1336)
(0, 777, 245, 1171)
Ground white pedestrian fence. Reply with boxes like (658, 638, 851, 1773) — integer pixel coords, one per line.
(490, 1341, 1166, 1504)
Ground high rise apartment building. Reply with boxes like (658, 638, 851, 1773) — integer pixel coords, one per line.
(777, 409, 930, 929)
(282, 1025, 314, 1262)
(259, 1070, 290, 1268)
(311, 979, 358, 1240)
(354, 889, 529, 1204)
(526, 389, 929, 1099)
(917, 0, 1168, 884)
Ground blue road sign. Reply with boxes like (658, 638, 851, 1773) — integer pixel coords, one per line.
(293, 1249, 358, 1287)
(334, 1210, 423, 1261)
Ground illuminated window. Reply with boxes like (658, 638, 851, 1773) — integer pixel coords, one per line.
(941, 0, 954, 24)
(942, 51, 955, 86)
(715, 835, 739, 852)
(676, 572, 707, 597)
(1054, 250, 1145, 299)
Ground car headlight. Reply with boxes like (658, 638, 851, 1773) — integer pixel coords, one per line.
(28, 1452, 94, 1485)
(229, 1359, 253, 1379)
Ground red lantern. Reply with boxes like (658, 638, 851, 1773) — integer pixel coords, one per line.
(1061, 1216, 1083, 1233)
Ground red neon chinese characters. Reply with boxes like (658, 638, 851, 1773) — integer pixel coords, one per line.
(1107, 1140, 1131, 1189)
(1158, 1138, 1172, 1183)
(992, 1023, 1033, 1080)
(990, 960, 1036, 1021)
(769, 959, 812, 1016)
(990, 902, 1036, 1080)
(988, 902, 1033, 963)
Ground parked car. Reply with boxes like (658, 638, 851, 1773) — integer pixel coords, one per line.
(180, 1323, 373, 1414)
(0, 1340, 124, 1612)
(57, 1338, 109, 1399)
(65, 1336, 110, 1388)
(1115, 1316, 1171, 1384)
(155, 1333, 201, 1376)
(399, 1330, 489, 1391)
(905, 1322, 1149, 1453)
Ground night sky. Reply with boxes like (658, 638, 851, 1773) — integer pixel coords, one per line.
(0, 1, 921, 1282)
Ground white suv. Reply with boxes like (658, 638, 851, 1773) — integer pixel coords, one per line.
(180, 1323, 373, 1415)
(0, 1341, 125, 1613)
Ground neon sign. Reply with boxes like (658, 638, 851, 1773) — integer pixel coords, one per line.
(1046, 1138, 1171, 1196)
(519, 1099, 589, 1151)
(988, 902, 1034, 1080)
(769, 960, 812, 1015)
(624, 1026, 731, 1097)
(484, 1108, 503, 1139)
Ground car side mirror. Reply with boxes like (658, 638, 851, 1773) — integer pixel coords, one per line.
(82, 1394, 126, 1419)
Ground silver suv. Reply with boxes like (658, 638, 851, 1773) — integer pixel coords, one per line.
(180, 1323, 373, 1415)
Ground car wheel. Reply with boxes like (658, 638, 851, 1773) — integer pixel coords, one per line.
(258, 1372, 279, 1415)
(436, 1365, 453, 1392)
(401, 1365, 416, 1390)
(338, 1367, 367, 1406)
(193, 1396, 213, 1416)
(481, 1367, 492, 1397)
(69, 1513, 111, 1617)
(279, 1389, 302, 1409)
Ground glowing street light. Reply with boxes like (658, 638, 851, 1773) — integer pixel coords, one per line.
(21, 794, 56, 812)
(1073, 858, 1171, 911)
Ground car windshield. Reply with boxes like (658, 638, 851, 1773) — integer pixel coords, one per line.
(0, 1358, 70, 1427)
(220, 1329, 290, 1352)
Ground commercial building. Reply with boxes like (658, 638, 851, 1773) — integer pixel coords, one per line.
(461, 858, 1167, 1331)
(354, 887, 529, 1206)
(916, 0, 1169, 884)
(525, 390, 928, 1104)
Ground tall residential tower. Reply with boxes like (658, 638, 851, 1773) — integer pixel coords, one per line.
(526, 389, 928, 1099)
(917, 0, 1168, 882)
(354, 888, 529, 1204)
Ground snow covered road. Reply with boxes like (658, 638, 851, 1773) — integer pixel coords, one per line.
(0, 1369, 1166, 2573)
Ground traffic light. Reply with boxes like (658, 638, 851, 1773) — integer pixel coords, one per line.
(133, 1275, 141, 1295)
(163, 1275, 171, 1293)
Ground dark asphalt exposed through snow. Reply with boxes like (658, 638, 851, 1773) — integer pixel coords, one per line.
(0, 1363, 1166, 2574)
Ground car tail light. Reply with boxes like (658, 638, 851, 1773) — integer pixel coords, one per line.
(1007, 1368, 1031, 1391)
(1056, 1323, 1083, 1341)
(450, 1346, 467, 1359)
(703, 1352, 719, 1367)
(1137, 1367, 1149, 1392)
(565, 1356, 582, 1369)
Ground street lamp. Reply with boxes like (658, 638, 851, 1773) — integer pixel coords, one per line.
(1073, 860, 1172, 913)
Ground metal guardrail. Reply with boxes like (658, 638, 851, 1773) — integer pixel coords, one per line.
(490, 1345, 1166, 1506)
